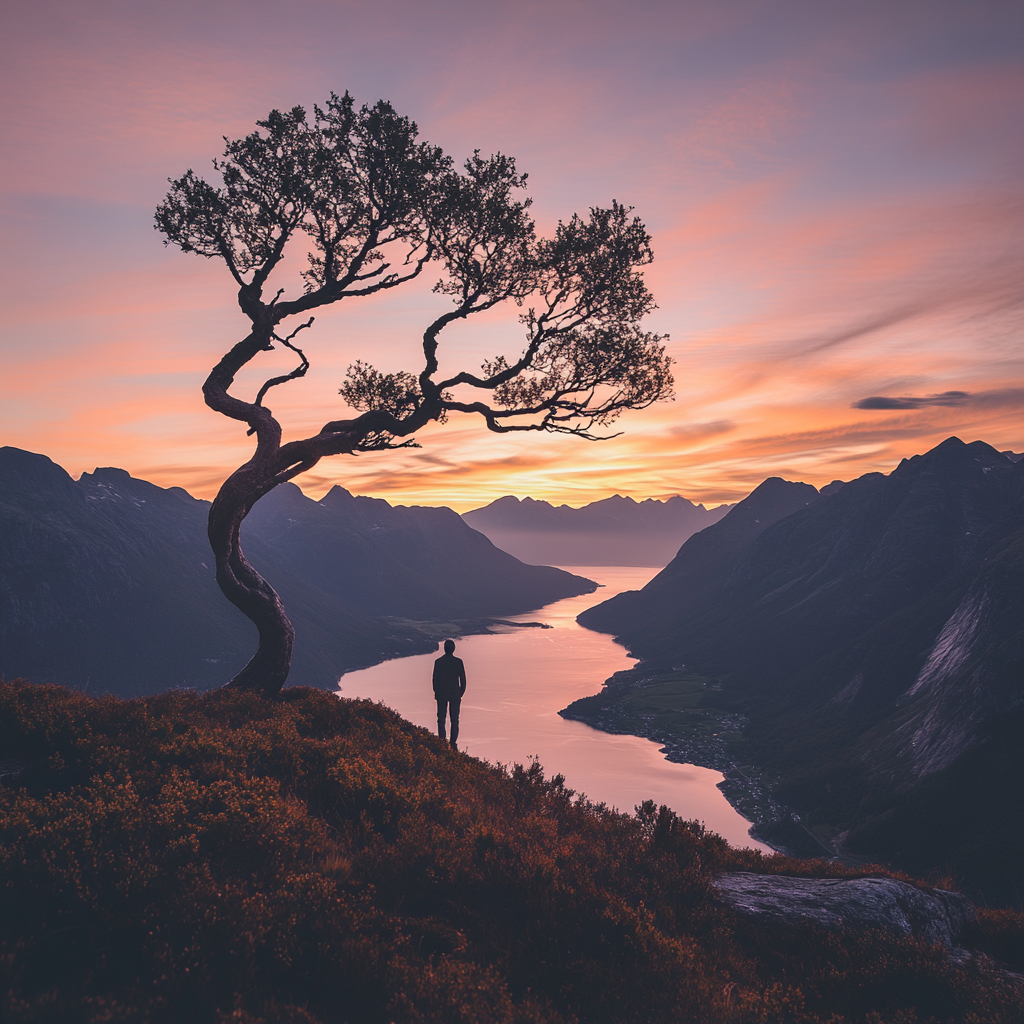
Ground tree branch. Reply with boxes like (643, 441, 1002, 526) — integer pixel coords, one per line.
(252, 318, 315, 410)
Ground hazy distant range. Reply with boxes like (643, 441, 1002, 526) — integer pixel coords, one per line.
(462, 494, 733, 566)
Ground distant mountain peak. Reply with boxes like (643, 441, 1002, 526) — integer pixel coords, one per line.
(89, 466, 134, 482)
(463, 491, 733, 566)
(0, 446, 78, 496)
(894, 436, 1009, 476)
(321, 484, 356, 502)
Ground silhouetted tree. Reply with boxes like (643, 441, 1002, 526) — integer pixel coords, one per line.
(156, 92, 674, 697)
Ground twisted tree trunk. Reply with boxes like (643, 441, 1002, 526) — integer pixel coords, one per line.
(209, 465, 294, 696)
(202, 323, 306, 698)
(200, 321, 425, 698)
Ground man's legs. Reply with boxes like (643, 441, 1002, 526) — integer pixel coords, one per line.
(448, 697, 461, 748)
(436, 698, 448, 740)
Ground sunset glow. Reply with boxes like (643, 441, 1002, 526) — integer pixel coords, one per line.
(2, 0, 1021, 510)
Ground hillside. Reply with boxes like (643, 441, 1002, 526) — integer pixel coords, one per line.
(578, 477, 819, 637)
(244, 482, 596, 619)
(2, 679, 1022, 1024)
(462, 493, 732, 566)
(0, 448, 594, 696)
(575, 438, 1024, 905)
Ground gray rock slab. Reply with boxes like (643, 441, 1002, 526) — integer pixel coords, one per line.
(715, 872, 975, 948)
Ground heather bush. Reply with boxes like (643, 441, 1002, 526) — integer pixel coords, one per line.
(1, 680, 1020, 1023)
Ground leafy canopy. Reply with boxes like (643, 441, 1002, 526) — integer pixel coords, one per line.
(156, 92, 673, 449)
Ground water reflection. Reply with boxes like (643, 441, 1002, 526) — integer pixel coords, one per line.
(338, 566, 767, 850)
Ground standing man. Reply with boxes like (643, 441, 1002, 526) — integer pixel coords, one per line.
(432, 639, 467, 750)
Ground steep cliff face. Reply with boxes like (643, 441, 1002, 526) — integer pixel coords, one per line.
(893, 522, 1024, 782)
(577, 439, 1024, 903)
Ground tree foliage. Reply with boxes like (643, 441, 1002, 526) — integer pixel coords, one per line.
(156, 92, 673, 449)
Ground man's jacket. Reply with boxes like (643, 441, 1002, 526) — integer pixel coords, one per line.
(432, 653, 467, 699)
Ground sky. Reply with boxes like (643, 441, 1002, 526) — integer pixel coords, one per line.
(2, 0, 1022, 511)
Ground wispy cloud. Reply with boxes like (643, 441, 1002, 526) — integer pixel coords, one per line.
(854, 389, 1024, 411)
(854, 391, 971, 410)
(666, 420, 736, 440)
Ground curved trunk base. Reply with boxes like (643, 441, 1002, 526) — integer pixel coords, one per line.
(224, 615, 295, 696)
(210, 470, 297, 699)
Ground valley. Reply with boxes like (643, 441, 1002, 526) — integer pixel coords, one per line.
(3, 436, 1022, 904)
(462, 492, 732, 566)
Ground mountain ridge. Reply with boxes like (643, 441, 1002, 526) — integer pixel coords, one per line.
(577, 476, 819, 637)
(463, 492, 733, 566)
(243, 481, 596, 620)
(0, 447, 594, 696)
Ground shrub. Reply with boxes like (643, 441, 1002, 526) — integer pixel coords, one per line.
(1, 680, 1021, 1023)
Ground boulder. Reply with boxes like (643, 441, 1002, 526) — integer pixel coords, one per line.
(715, 872, 974, 948)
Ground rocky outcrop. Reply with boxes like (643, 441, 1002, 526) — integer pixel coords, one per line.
(715, 872, 975, 948)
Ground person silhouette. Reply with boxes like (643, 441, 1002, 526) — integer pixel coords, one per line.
(432, 638, 467, 749)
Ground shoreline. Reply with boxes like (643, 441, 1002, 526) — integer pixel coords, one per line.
(559, 664, 857, 861)
(336, 616, 554, 678)
(379, 614, 553, 645)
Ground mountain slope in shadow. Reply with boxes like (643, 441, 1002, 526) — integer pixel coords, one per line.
(242, 482, 596, 618)
(0, 448, 593, 696)
(578, 477, 819, 638)
(463, 493, 732, 566)
(577, 438, 1024, 904)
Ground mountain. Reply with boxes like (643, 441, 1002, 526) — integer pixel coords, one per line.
(577, 438, 1024, 904)
(578, 477, 819, 637)
(462, 493, 732, 566)
(0, 448, 594, 696)
(242, 481, 596, 619)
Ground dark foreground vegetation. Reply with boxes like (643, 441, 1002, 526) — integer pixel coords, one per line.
(2, 681, 1022, 1024)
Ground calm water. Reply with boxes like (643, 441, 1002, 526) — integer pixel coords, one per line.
(338, 566, 768, 850)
